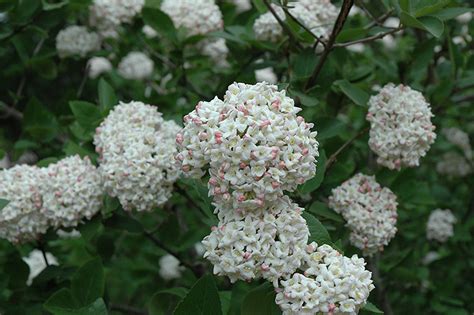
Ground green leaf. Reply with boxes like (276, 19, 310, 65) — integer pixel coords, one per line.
(104, 213, 143, 234)
(23, 97, 59, 142)
(63, 141, 93, 158)
(399, 0, 411, 13)
(241, 282, 281, 315)
(142, 8, 177, 42)
(400, 11, 444, 38)
(36, 157, 59, 167)
(302, 212, 332, 246)
(71, 258, 105, 306)
(333, 80, 369, 106)
(0, 198, 9, 211)
(299, 150, 326, 193)
(292, 48, 318, 79)
(69, 101, 103, 132)
(252, 0, 267, 13)
(98, 79, 117, 112)
(44, 288, 80, 314)
(432, 7, 474, 21)
(174, 275, 222, 315)
(413, 0, 449, 17)
(317, 117, 347, 140)
(149, 288, 188, 315)
(308, 201, 344, 223)
(288, 88, 319, 107)
(362, 302, 384, 314)
(42, 0, 68, 10)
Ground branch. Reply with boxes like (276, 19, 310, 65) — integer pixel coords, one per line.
(0, 103, 24, 120)
(305, 0, 354, 90)
(262, 0, 302, 49)
(280, 6, 326, 49)
(325, 127, 369, 172)
(109, 303, 148, 315)
(333, 26, 402, 48)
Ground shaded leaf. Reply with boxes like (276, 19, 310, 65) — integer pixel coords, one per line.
(302, 212, 332, 245)
(333, 80, 369, 106)
(299, 150, 326, 193)
(241, 282, 281, 315)
(174, 275, 221, 315)
(71, 258, 105, 306)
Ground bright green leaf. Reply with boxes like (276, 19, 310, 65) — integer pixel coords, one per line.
(98, 79, 117, 112)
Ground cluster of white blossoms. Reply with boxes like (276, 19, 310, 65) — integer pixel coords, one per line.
(198, 38, 230, 68)
(118, 52, 154, 80)
(202, 197, 309, 285)
(0, 156, 103, 243)
(94, 101, 181, 212)
(366, 83, 436, 170)
(176, 82, 319, 211)
(329, 173, 398, 256)
(426, 209, 456, 243)
(230, 0, 252, 13)
(441, 127, 472, 159)
(253, 0, 338, 42)
(87, 56, 113, 79)
(56, 26, 100, 58)
(436, 152, 472, 177)
(89, 0, 145, 38)
(159, 254, 184, 281)
(255, 67, 278, 84)
(275, 242, 375, 315)
(161, 0, 223, 37)
(23, 250, 59, 285)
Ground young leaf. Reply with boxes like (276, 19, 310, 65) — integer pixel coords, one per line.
(173, 275, 222, 315)
(71, 258, 105, 306)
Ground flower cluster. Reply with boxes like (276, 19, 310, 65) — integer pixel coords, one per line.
(198, 38, 230, 68)
(253, 0, 338, 42)
(89, 0, 145, 38)
(275, 242, 375, 315)
(202, 197, 309, 285)
(161, 0, 223, 37)
(94, 101, 181, 212)
(231, 0, 251, 13)
(56, 26, 100, 58)
(0, 156, 103, 243)
(176, 82, 319, 211)
(118, 52, 154, 80)
(88, 56, 113, 79)
(328, 173, 398, 256)
(441, 127, 472, 159)
(426, 209, 456, 243)
(436, 152, 472, 177)
(366, 83, 436, 170)
(159, 254, 184, 281)
(255, 67, 278, 84)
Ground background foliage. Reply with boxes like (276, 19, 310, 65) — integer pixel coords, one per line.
(0, 0, 473, 314)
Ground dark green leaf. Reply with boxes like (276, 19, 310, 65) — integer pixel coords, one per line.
(0, 198, 9, 211)
(317, 117, 347, 140)
(400, 11, 444, 38)
(292, 48, 318, 79)
(241, 282, 281, 315)
(23, 97, 59, 142)
(104, 214, 143, 234)
(142, 8, 177, 41)
(69, 101, 103, 132)
(288, 88, 319, 107)
(432, 7, 474, 21)
(44, 288, 80, 314)
(42, 0, 69, 10)
(252, 0, 266, 13)
(299, 150, 326, 193)
(413, 0, 449, 17)
(362, 302, 384, 314)
(308, 201, 344, 223)
(174, 275, 222, 315)
(302, 212, 332, 246)
(31, 57, 57, 80)
(333, 80, 369, 106)
(149, 288, 188, 315)
(71, 258, 105, 306)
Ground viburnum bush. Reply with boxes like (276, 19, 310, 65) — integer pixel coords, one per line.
(0, 0, 472, 314)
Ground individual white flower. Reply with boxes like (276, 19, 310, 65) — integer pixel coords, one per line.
(426, 209, 456, 243)
(422, 251, 440, 265)
(346, 43, 365, 53)
(441, 127, 472, 159)
(366, 83, 436, 170)
(22, 250, 59, 285)
(57, 229, 81, 239)
(349, 5, 361, 16)
(456, 12, 472, 24)
(159, 254, 184, 280)
(94, 101, 182, 212)
(253, 0, 338, 42)
(118, 52, 154, 80)
(56, 26, 100, 58)
(383, 17, 400, 28)
(230, 0, 251, 13)
(161, 0, 223, 37)
(42, 155, 104, 228)
(198, 38, 230, 68)
(194, 242, 206, 257)
(255, 67, 278, 84)
(142, 25, 158, 38)
(0, 165, 49, 243)
(436, 152, 472, 177)
(89, 0, 145, 38)
(176, 82, 319, 211)
(381, 35, 396, 49)
(87, 56, 113, 79)
(202, 196, 309, 285)
(275, 242, 375, 315)
(329, 173, 398, 256)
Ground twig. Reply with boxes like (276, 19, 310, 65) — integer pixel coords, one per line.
(0, 104, 24, 120)
(262, 0, 302, 50)
(38, 242, 50, 267)
(325, 127, 369, 172)
(305, 0, 354, 90)
(364, 9, 394, 29)
(333, 26, 402, 48)
(368, 255, 394, 315)
(280, 6, 326, 49)
(109, 303, 148, 315)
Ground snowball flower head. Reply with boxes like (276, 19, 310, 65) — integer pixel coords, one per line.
(159, 254, 184, 280)
(366, 83, 436, 170)
(231, 0, 251, 13)
(441, 127, 472, 159)
(118, 52, 154, 80)
(198, 38, 229, 68)
(329, 173, 398, 256)
(176, 82, 319, 211)
(87, 56, 113, 79)
(161, 0, 223, 37)
(436, 152, 472, 177)
(94, 101, 181, 212)
(56, 26, 100, 58)
(276, 242, 374, 315)
(42, 155, 104, 228)
(142, 25, 158, 38)
(426, 209, 456, 243)
(0, 165, 49, 243)
(255, 67, 278, 84)
(23, 250, 58, 285)
(202, 196, 309, 285)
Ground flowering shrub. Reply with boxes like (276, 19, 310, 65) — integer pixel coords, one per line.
(0, 1, 473, 315)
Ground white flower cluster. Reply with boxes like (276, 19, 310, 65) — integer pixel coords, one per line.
(253, 0, 338, 42)
(436, 152, 472, 177)
(118, 52, 154, 80)
(366, 83, 436, 170)
(0, 156, 103, 243)
(202, 197, 309, 285)
(89, 0, 145, 38)
(426, 209, 456, 243)
(161, 0, 223, 37)
(441, 127, 472, 159)
(159, 254, 184, 281)
(198, 38, 230, 68)
(56, 26, 100, 58)
(255, 67, 278, 84)
(176, 82, 319, 211)
(329, 173, 398, 256)
(230, 0, 251, 13)
(276, 242, 375, 315)
(94, 101, 181, 212)
(23, 250, 59, 285)
(87, 56, 113, 79)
